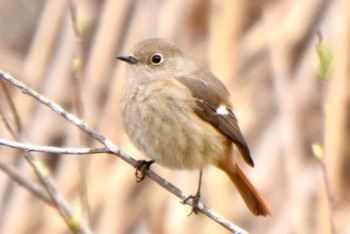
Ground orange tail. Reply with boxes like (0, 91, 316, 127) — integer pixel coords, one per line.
(217, 162, 271, 216)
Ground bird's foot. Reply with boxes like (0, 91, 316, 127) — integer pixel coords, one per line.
(135, 160, 155, 182)
(182, 190, 201, 215)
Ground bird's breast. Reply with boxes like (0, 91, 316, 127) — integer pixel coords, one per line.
(120, 79, 230, 169)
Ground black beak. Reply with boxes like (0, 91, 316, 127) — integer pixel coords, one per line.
(115, 55, 138, 64)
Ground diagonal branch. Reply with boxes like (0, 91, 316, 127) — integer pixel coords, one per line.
(0, 70, 248, 234)
(1, 73, 92, 234)
(0, 161, 51, 204)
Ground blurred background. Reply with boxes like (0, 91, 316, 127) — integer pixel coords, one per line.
(0, 0, 349, 233)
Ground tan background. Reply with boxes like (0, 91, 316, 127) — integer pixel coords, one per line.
(0, 0, 349, 234)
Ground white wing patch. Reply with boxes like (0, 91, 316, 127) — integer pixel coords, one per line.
(216, 104, 229, 115)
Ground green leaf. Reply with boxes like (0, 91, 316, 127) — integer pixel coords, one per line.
(68, 210, 81, 232)
(316, 41, 332, 80)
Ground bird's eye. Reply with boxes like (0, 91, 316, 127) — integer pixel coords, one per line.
(150, 54, 163, 65)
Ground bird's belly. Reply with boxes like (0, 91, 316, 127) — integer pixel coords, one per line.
(120, 87, 230, 169)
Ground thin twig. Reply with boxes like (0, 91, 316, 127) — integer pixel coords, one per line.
(68, 1, 91, 225)
(0, 72, 92, 234)
(0, 70, 248, 234)
(0, 138, 107, 155)
(317, 157, 336, 234)
(0, 79, 23, 133)
(0, 107, 17, 139)
(315, 32, 336, 234)
(0, 161, 51, 204)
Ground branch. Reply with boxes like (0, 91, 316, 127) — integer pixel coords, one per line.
(0, 70, 248, 234)
(1, 73, 91, 234)
(0, 161, 51, 204)
(0, 138, 107, 155)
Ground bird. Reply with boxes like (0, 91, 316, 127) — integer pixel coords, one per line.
(116, 38, 271, 216)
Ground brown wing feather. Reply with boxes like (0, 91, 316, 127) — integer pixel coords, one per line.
(194, 99, 254, 167)
(175, 75, 254, 167)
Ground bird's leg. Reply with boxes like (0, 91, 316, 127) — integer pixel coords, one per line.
(183, 169, 203, 215)
(135, 160, 155, 182)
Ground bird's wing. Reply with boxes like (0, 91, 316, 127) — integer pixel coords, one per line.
(175, 74, 254, 167)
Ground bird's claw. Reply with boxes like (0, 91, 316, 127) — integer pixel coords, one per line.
(135, 160, 155, 182)
(182, 191, 201, 215)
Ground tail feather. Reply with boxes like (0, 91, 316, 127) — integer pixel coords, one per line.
(218, 162, 271, 216)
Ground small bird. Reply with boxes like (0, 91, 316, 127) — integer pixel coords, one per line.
(116, 38, 271, 216)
